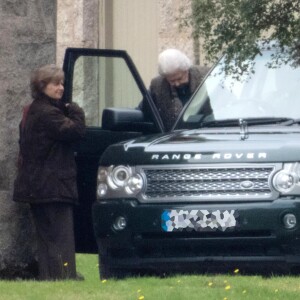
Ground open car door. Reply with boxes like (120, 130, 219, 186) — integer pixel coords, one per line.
(62, 48, 164, 253)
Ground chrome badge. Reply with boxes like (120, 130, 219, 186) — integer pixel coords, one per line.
(240, 180, 254, 189)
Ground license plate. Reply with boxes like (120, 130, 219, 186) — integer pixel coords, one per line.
(161, 209, 238, 232)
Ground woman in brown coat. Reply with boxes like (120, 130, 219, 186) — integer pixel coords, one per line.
(13, 64, 85, 280)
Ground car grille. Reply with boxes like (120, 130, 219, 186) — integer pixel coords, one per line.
(138, 164, 280, 202)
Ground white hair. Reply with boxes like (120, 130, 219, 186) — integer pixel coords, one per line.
(158, 49, 192, 76)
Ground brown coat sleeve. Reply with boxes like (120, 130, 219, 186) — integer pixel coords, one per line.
(43, 102, 86, 142)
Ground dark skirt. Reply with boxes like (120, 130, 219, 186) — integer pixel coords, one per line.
(30, 202, 77, 280)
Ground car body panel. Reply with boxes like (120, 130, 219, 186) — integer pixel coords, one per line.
(92, 198, 300, 274)
(99, 129, 300, 165)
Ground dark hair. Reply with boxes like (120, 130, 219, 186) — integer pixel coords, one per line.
(30, 64, 64, 99)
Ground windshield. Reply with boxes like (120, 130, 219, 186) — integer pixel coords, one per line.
(177, 49, 300, 129)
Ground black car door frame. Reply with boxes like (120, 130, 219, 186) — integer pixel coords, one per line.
(62, 48, 164, 253)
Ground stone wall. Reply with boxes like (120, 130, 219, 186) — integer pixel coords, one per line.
(157, 0, 194, 60)
(0, 0, 56, 278)
(56, 0, 207, 68)
(56, 0, 99, 67)
(157, 0, 208, 66)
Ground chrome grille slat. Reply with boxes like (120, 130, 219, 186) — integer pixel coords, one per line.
(138, 164, 280, 202)
(146, 169, 272, 181)
(147, 179, 269, 192)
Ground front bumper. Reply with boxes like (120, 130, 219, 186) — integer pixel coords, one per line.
(92, 198, 300, 272)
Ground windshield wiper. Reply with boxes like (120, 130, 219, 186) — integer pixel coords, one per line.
(281, 118, 300, 126)
(201, 117, 293, 128)
(201, 119, 240, 127)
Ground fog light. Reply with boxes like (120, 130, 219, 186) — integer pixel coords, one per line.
(113, 216, 127, 231)
(283, 213, 297, 229)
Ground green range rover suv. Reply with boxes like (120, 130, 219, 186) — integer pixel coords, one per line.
(63, 44, 300, 279)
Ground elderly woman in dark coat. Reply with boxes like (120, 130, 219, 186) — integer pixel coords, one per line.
(13, 64, 85, 280)
(140, 49, 210, 131)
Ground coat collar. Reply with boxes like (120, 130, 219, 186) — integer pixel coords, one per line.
(35, 93, 64, 109)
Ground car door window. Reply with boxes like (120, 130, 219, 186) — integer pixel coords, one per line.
(72, 55, 143, 127)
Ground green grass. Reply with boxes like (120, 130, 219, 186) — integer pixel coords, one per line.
(0, 254, 300, 299)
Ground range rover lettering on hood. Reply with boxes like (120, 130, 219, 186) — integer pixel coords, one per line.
(151, 152, 267, 161)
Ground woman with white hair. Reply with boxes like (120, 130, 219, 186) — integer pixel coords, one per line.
(146, 48, 209, 131)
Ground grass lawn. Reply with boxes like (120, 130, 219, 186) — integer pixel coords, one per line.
(0, 254, 299, 300)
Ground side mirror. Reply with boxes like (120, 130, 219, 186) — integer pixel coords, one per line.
(102, 107, 157, 133)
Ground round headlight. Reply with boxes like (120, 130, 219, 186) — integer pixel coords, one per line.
(126, 174, 143, 194)
(111, 166, 131, 187)
(273, 171, 295, 193)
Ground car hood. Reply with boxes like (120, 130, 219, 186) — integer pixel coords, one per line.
(100, 127, 300, 165)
